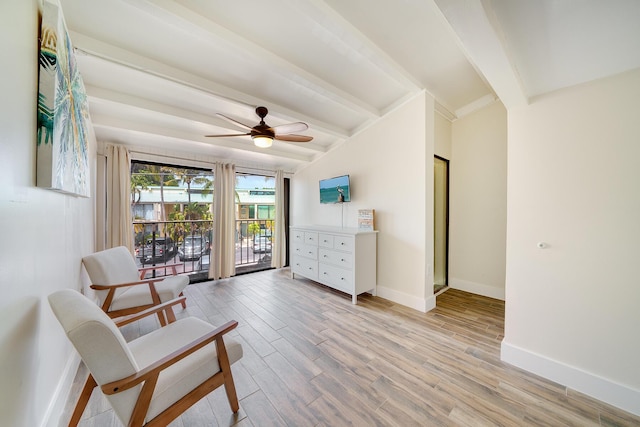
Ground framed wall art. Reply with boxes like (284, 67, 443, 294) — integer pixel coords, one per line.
(37, 0, 90, 197)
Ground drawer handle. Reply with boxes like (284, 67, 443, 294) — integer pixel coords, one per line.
(341, 258, 345, 262)
(308, 267, 313, 270)
(340, 277, 345, 281)
(323, 255, 328, 258)
(308, 251, 313, 255)
(340, 242, 345, 246)
(323, 272, 327, 275)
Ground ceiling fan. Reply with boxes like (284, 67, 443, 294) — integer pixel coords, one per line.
(206, 106, 313, 148)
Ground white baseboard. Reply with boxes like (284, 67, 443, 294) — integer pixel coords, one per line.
(501, 340, 640, 417)
(449, 277, 505, 300)
(42, 353, 81, 427)
(376, 285, 435, 313)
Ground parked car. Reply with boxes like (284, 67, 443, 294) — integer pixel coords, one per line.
(178, 236, 210, 261)
(253, 235, 272, 253)
(137, 237, 177, 265)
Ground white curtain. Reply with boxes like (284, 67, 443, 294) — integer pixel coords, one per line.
(105, 144, 133, 252)
(210, 162, 236, 279)
(271, 170, 287, 268)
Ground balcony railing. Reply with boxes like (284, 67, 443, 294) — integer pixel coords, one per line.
(133, 219, 274, 281)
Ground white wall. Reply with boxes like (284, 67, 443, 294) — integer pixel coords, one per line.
(291, 92, 436, 311)
(502, 69, 640, 415)
(0, 1, 95, 425)
(449, 101, 507, 299)
(434, 112, 452, 160)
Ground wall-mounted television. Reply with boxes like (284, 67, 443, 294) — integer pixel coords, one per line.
(319, 174, 351, 204)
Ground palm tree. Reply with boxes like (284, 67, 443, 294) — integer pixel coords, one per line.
(130, 172, 153, 204)
(172, 169, 213, 204)
(131, 163, 179, 221)
(131, 164, 214, 244)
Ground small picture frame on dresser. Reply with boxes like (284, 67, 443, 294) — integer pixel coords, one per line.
(358, 209, 375, 231)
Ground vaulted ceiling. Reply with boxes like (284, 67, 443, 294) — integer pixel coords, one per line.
(59, 0, 640, 172)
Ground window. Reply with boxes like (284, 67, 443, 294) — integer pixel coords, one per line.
(257, 205, 275, 219)
(130, 161, 213, 223)
(235, 173, 276, 274)
(130, 161, 213, 279)
(132, 203, 155, 221)
(238, 204, 255, 219)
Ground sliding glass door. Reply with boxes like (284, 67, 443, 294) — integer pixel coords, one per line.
(235, 173, 276, 274)
(130, 161, 214, 282)
(129, 163, 289, 280)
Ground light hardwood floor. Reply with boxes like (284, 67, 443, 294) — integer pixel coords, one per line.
(62, 268, 640, 426)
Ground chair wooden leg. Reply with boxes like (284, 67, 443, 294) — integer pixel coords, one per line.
(69, 374, 97, 427)
(216, 338, 239, 413)
(223, 370, 239, 413)
(164, 306, 177, 324)
(156, 310, 167, 327)
(179, 292, 186, 309)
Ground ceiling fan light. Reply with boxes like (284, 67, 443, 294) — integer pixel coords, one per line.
(253, 135, 273, 148)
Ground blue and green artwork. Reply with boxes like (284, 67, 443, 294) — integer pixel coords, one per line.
(319, 175, 351, 204)
(37, 0, 90, 197)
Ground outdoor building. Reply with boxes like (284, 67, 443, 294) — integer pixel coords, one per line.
(132, 184, 276, 222)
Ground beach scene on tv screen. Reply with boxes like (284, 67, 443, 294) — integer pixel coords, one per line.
(320, 175, 350, 203)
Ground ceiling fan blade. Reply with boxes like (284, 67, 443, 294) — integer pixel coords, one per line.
(205, 133, 251, 137)
(275, 134, 313, 142)
(271, 122, 308, 135)
(216, 113, 253, 131)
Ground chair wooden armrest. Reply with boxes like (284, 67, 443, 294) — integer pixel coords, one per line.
(102, 320, 238, 395)
(90, 279, 163, 319)
(90, 277, 166, 291)
(114, 297, 187, 327)
(136, 265, 188, 310)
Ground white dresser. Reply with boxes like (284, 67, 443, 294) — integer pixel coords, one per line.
(290, 225, 377, 304)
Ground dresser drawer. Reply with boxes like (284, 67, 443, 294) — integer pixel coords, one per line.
(334, 235, 354, 252)
(304, 232, 319, 246)
(319, 264, 353, 293)
(319, 248, 353, 269)
(292, 243, 318, 260)
(291, 229, 305, 244)
(318, 233, 334, 248)
(291, 256, 318, 280)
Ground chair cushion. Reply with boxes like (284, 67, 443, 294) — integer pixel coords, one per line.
(82, 247, 142, 306)
(110, 275, 189, 311)
(127, 317, 243, 422)
(83, 246, 141, 285)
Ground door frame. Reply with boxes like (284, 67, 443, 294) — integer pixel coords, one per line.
(434, 155, 450, 291)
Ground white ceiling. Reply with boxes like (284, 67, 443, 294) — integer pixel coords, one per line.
(58, 0, 640, 172)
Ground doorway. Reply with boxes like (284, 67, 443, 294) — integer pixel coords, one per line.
(434, 156, 449, 294)
(234, 173, 290, 275)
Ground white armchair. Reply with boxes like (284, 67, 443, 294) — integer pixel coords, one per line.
(49, 289, 243, 427)
(82, 246, 189, 325)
